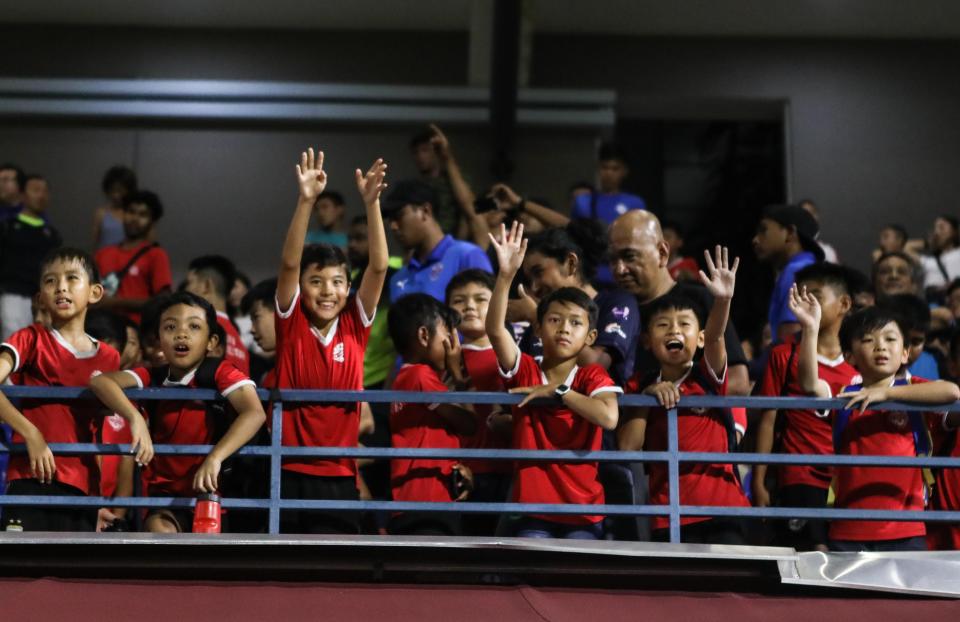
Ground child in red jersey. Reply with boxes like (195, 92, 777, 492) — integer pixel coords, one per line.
(799, 304, 960, 551)
(753, 264, 860, 551)
(928, 330, 960, 550)
(487, 222, 621, 540)
(274, 148, 389, 534)
(446, 268, 512, 535)
(184, 255, 251, 375)
(619, 246, 749, 545)
(0, 248, 131, 531)
(387, 293, 477, 535)
(90, 292, 265, 532)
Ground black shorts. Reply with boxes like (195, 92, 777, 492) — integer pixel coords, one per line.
(775, 484, 829, 550)
(652, 518, 746, 545)
(4, 479, 96, 532)
(280, 471, 360, 534)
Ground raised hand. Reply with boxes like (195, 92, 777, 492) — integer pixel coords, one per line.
(488, 221, 527, 278)
(489, 182, 521, 211)
(295, 147, 327, 202)
(788, 283, 821, 332)
(355, 158, 388, 207)
(699, 245, 739, 300)
(429, 123, 451, 161)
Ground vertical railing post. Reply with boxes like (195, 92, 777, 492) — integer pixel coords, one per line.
(268, 399, 283, 535)
(667, 406, 681, 544)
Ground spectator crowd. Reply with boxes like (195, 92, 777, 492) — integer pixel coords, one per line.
(0, 123, 959, 553)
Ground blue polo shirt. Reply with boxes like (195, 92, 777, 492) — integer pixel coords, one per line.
(390, 235, 493, 302)
(572, 191, 645, 225)
(769, 250, 817, 341)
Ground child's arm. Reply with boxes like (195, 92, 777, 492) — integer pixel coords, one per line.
(429, 124, 489, 248)
(617, 408, 648, 451)
(278, 148, 327, 312)
(841, 379, 960, 413)
(89, 371, 155, 466)
(751, 410, 777, 507)
(510, 385, 619, 431)
(490, 183, 570, 229)
(485, 222, 528, 374)
(354, 159, 389, 319)
(698, 245, 739, 377)
(787, 285, 831, 398)
(0, 351, 55, 483)
(193, 385, 267, 493)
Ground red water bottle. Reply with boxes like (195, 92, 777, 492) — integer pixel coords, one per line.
(192, 493, 222, 533)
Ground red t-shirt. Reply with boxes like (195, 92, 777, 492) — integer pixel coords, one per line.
(94, 242, 173, 322)
(829, 376, 939, 542)
(758, 342, 860, 489)
(274, 289, 373, 477)
(626, 357, 750, 531)
(928, 415, 960, 550)
(501, 349, 621, 525)
(390, 364, 460, 503)
(126, 360, 255, 496)
(461, 344, 511, 475)
(2, 325, 120, 494)
(217, 311, 250, 376)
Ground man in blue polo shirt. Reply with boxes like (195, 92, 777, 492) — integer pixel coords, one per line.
(753, 203, 824, 343)
(571, 142, 645, 225)
(384, 180, 492, 302)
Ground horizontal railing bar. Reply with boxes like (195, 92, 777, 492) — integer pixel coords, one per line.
(4, 444, 960, 469)
(3, 495, 960, 522)
(2, 386, 959, 412)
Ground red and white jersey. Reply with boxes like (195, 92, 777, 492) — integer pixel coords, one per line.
(461, 344, 511, 475)
(501, 349, 621, 525)
(2, 325, 120, 494)
(217, 311, 250, 376)
(758, 343, 860, 489)
(830, 376, 940, 542)
(94, 242, 172, 322)
(125, 359, 254, 497)
(390, 364, 460, 503)
(929, 415, 960, 550)
(274, 288, 373, 477)
(626, 357, 750, 530)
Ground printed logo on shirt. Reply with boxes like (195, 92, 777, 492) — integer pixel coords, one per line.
(604, 323, 626, 339)
(611, 306, 630, 321)
(129, 265, 140, 276)
(616, 203, 628, 215)
(333, 342, 345, 363)
(887, 412, 909, 430)
(430, 262, 445, 281)
(107, 413, 127, 431)
(396, 279, 408, 291)
(90, 370, 103, 378)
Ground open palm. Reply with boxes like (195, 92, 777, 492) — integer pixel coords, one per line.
(355, 158, 388, 206)
(296, 147, 327, 201)
(699, 245, 739, 300)
(489, 221, 527, 277)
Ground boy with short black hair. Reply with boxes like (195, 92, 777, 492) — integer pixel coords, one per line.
(487, 222, 621, 539)
(90, 291, 266, 533)
(185, 254, 250, 375)
(95, 190, 172, 322)
(570, 142, 646, 226)
(619, 246, 749, 544)
(752, 263, 860, 550)
(274, 148, 388, 534)
(240, 277, 278, 386)
(446, 268, 512, 534)
(878, 293, 940, 379)
(387, 293, 477, 535)
(797, 303, 960, 551)
(0, 248, 130, 531)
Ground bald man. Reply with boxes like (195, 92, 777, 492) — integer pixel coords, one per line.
(609, 210, 750, 397)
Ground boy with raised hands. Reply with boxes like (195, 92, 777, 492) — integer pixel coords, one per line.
(789, 288, 960, 551)
(274, 148, 389, 534)
(486, 222, 621, 540)
(618, 246, 750, 545)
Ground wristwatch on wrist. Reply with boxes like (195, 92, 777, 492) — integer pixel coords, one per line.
(555, 384, 571, 399)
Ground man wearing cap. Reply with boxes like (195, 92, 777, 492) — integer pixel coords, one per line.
(753, 204, 825, 343)
(383, 179, 493, 303)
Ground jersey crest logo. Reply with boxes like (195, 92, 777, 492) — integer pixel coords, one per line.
(430, 262, 445, 281)
(887, 411, 909, 430)
(611, 306, 630, 320)
(615, 203, 628, 215)
(333, 342, 345, 363)
(107, 413, 126, 431)
(396, 279, 408, 291)
(129, 265, 140, 276)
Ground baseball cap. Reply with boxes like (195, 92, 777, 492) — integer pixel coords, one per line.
(762, 204, 825, 261)
(381, 179, 436, 219)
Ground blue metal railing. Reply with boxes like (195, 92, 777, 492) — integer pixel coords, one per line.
(2, 386, 960, 543)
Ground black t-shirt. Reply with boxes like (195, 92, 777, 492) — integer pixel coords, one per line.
(633, 281, 747, 378)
